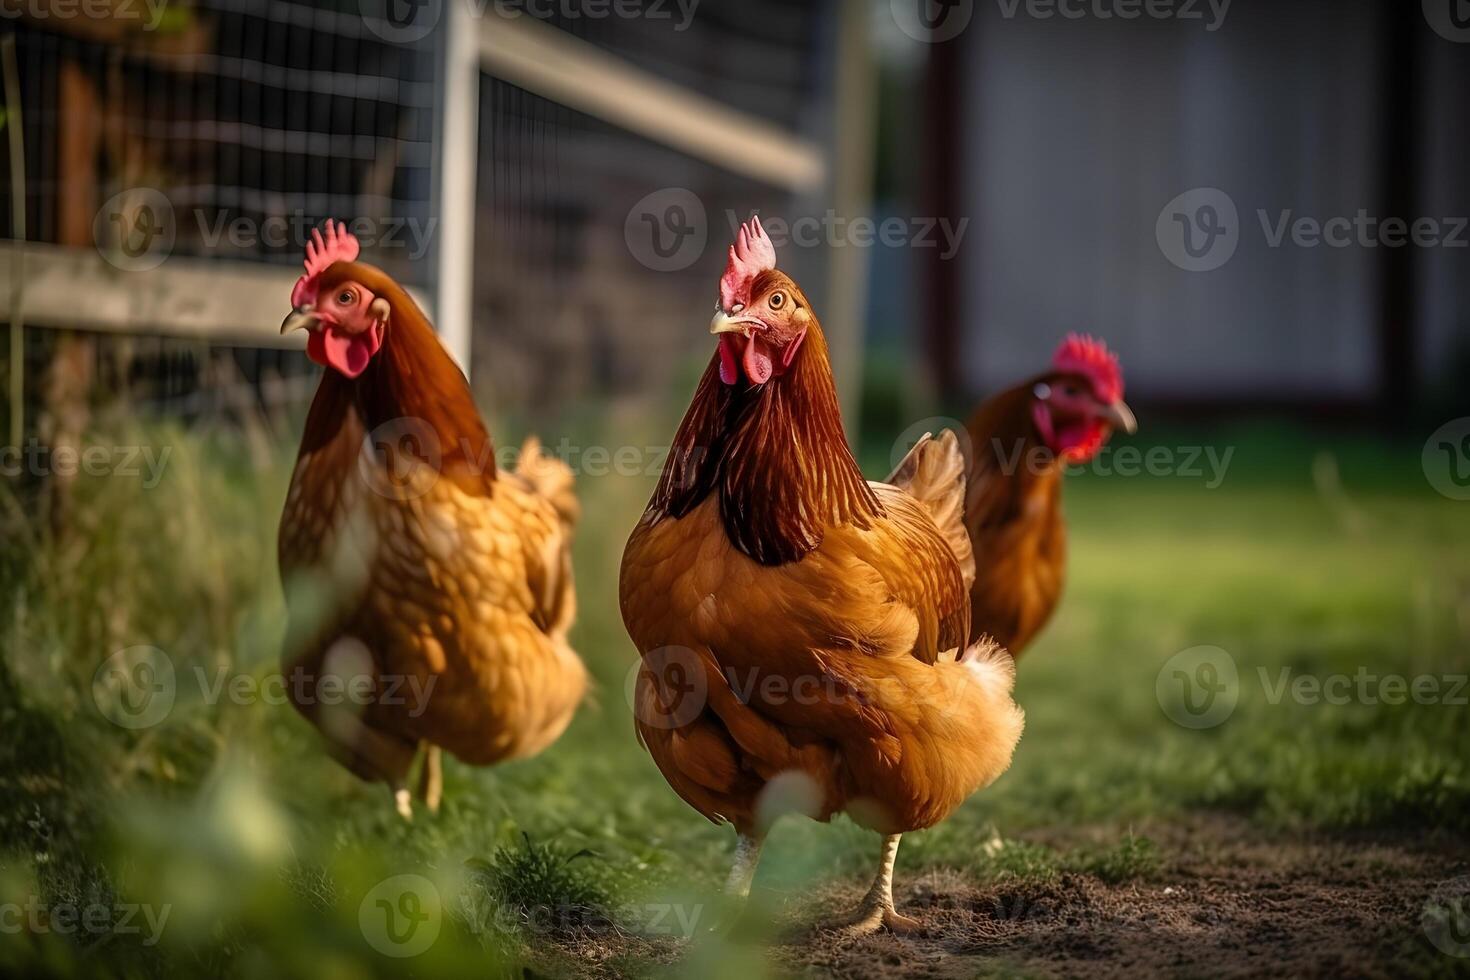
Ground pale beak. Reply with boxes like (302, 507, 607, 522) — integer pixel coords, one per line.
(1099, 399, 1138, 435)
(709, 310, 763, 336)
(281, 306, 318, 335)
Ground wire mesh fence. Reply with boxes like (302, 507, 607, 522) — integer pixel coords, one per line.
(1, 0, 836, 435)
(1, 0, 439, 426)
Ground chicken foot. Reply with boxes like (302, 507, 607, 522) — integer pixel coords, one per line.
(822, 833, 922, 936)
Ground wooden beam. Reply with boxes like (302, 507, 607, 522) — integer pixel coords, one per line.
(0, 242, 435, 347)
(477, 7, 825, 193)
(0, 242, 451, 348)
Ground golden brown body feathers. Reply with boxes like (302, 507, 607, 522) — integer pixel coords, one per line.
(620, 331, 1022, 836)
(278, 268, 584, 772)
(963, 381, 1067, 655)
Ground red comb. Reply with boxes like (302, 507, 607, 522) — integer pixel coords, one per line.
(719, 215, 777, 310)
(1052, 333, 1123, 402)
(290, 219, 361, 309)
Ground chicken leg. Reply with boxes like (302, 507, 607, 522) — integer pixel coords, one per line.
(823, 833, 922, 936)
(314, 714, 418, 820)
(415, 743, 443, 813)
(704, 833, 765, 934)
(725, 833, 765, 898)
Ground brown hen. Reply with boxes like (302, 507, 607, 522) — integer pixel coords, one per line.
(963, 335, 1135, 654)
(620, 218, 1023, 933)
(277, 222, 585, 819)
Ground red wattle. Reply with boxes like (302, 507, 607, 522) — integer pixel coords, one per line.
(1058, 420, 1107, 463)
(307, 323, 382, 379)
(742, 336, 773, 385)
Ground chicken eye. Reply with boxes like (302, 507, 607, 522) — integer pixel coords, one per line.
(769, 292, 786, 310)
(337, 290, 356, 306)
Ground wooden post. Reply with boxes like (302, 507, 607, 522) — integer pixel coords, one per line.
(921, 25, 964, 406)
(1, 35, 24, 450)
(43, 55, 101, 534)
(1376, 0, 1420, 429)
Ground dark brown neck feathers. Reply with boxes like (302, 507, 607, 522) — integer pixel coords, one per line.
(297, 264, 495, 497)
(652, 326, 882, 565)
(964, 378, 1062, 530)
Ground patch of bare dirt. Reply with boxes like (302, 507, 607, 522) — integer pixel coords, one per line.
(769, 815, 1470, 979)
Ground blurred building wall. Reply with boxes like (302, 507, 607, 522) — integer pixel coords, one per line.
(952, 0, 1468, 408)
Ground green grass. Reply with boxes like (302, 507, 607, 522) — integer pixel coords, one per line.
(1, 410, 1466, 977)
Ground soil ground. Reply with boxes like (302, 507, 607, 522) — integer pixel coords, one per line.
(769, 816, 1470, 979)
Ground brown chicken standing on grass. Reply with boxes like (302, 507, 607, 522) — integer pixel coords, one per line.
(620, 218, 1024, 934)
(276, 221, 585, 819)
(962, 335, 1136, 654)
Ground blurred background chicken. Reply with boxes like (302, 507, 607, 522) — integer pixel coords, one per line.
(620, 219, 1024, 933)
(276, 222, 586, 819)
(963, 336, 1136, 654)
